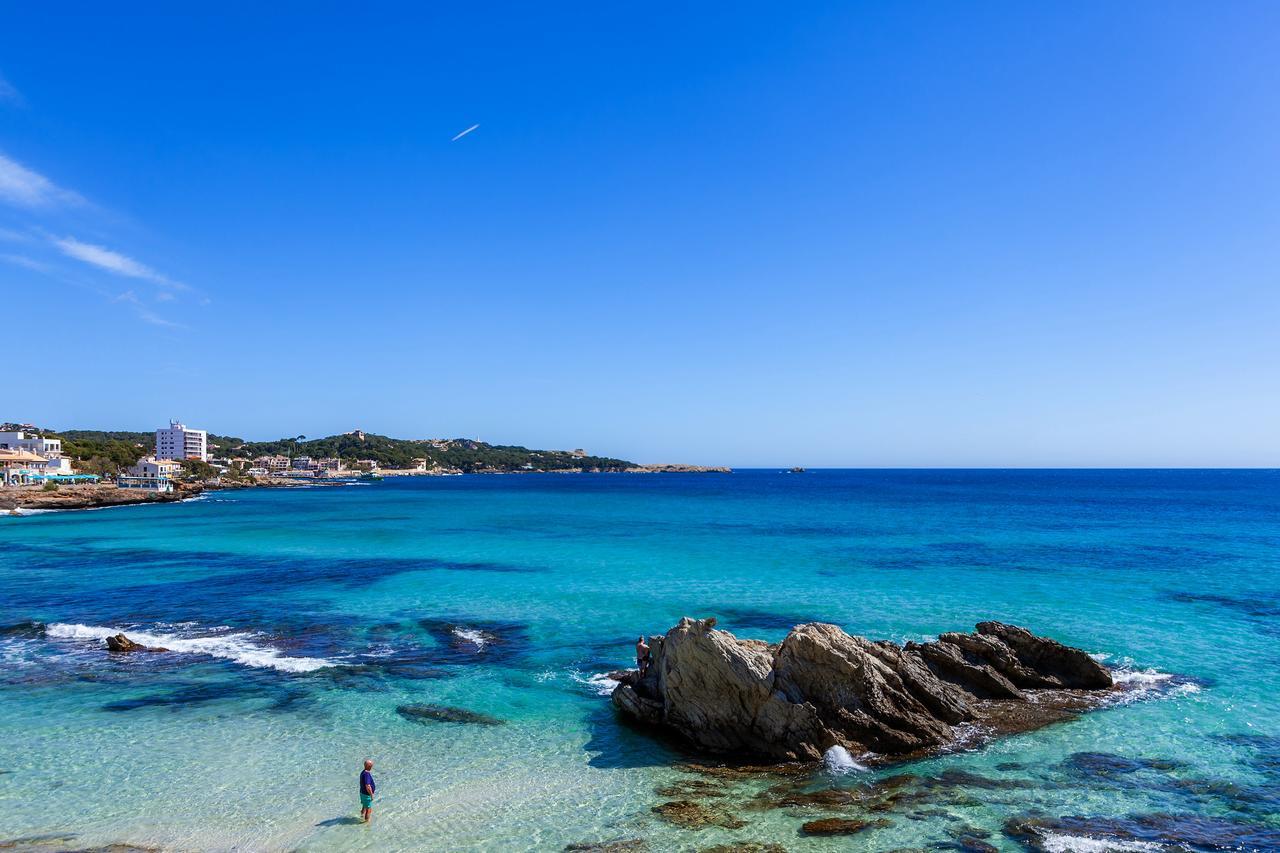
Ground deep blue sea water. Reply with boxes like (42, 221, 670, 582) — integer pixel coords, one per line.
(1, 470, 1278, 851)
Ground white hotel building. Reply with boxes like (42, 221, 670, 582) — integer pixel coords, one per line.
(155, 420, 209, 462)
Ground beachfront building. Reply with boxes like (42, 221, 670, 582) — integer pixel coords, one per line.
(292, 456, 315, 470)
(316, 458, 343, 471)
(0, 448, 49, 485)
(0, 447, 97, 486)
(119, 456, 182, 492)
(0, 430, 62, 457)
(0, 431, 75, 475)
(155, 420, 209, 462)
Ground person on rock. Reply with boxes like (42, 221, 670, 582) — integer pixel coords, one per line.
(636, 636, 651, 677)
(359, 759, 376, 822)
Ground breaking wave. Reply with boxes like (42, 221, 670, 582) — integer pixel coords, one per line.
(45, 623, 337, 673)
(572, 671, 621, 696)
(451, 627, 492, 648)
(1038, 831, 1163, 852)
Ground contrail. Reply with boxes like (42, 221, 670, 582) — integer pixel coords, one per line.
(451, 124, 480, 142)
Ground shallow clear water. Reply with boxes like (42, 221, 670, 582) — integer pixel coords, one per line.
(1, 470, 1278, 851)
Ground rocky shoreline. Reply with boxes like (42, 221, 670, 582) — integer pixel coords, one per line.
(0, 482, 203, 512)
(0, 477, 322, 513)
(625, 465, 733, 474)
(613, 617, 1121, 763)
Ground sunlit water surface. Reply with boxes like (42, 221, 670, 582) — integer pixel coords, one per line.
(1, 470, 1277, 851)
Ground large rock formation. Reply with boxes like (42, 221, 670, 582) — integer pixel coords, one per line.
(612, 618, 1114, 762)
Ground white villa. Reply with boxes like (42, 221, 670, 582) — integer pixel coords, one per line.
(119, 456, 183, 492)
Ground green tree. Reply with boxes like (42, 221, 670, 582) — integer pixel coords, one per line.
(179, 459, 217, 481)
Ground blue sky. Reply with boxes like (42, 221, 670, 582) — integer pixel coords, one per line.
(1, 3, 1277, 466)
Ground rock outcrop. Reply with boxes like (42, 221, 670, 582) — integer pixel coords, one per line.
(612, 618, 1114, 762)
(105, 633, 168, 653)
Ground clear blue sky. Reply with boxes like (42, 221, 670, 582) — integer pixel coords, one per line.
(2, 3, 1277, 466)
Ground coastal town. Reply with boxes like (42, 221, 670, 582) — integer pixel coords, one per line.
(0, 420, 728, 512)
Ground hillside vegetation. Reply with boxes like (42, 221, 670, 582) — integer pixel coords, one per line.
(226, 434, 634, 472)
(14, 426, 634, 473)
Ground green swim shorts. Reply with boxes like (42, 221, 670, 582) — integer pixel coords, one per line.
(360, 794, 374, 809)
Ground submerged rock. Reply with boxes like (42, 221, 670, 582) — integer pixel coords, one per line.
(651, 800, 745, 830)
(611, 618, 1114, 761)
(1002, 813, 1280, 851)
(396, 703, 505, 726)
(563, 840, 648, 852)
(799, 817, 889, 836)
(105, 633, 168, 653)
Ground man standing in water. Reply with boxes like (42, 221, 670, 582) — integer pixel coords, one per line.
(359, 759, 376, 822)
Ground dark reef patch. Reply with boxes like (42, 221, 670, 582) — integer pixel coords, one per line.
(1, 542, 540, 630)
(715, 608, 828, 632)
(917, 769, 1039, 791)
(418, 618, 532, 666)
(563, 839, 649, 852)
(1167, 590, 1280, 619)
(1061, 751, 1184, 778)
(0, 620, 45, 637)
(651, 799, 745, 830)
(396, 703, 506, 726)
(101, 679, 265, 712)
(799, 817, 889, 836)
(1003, 812, 1280, 851)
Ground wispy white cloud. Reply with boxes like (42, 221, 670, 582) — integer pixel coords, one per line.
(0, 252, 51, 273)
(0, 152, 84, 209)
(0, 73, 21, 106)
(52, 235, 186, 289)
(0, 147, 200, 329)
(112, 289, 184, 329)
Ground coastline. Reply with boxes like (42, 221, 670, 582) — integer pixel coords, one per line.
(0, 466, 732, 513)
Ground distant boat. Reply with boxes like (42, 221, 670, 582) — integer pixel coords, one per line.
(788, 467, 806, 473)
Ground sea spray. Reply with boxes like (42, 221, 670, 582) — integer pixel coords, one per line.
(823, 745, 868, 773)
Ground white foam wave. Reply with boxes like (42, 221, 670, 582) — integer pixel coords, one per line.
(45, 623, 336, 673)
(1112, 668, 1173, 686)
(1038, 831, 1163, 852)
(1105, 663, 1203, 706)
(452, 627, 491, 648)
(1, 638, 39, 668)
(822, 745, 868, 773)
(572, 671, 621, 696)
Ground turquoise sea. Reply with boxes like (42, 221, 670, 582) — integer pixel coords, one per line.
(1, 470, 1278, 851)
